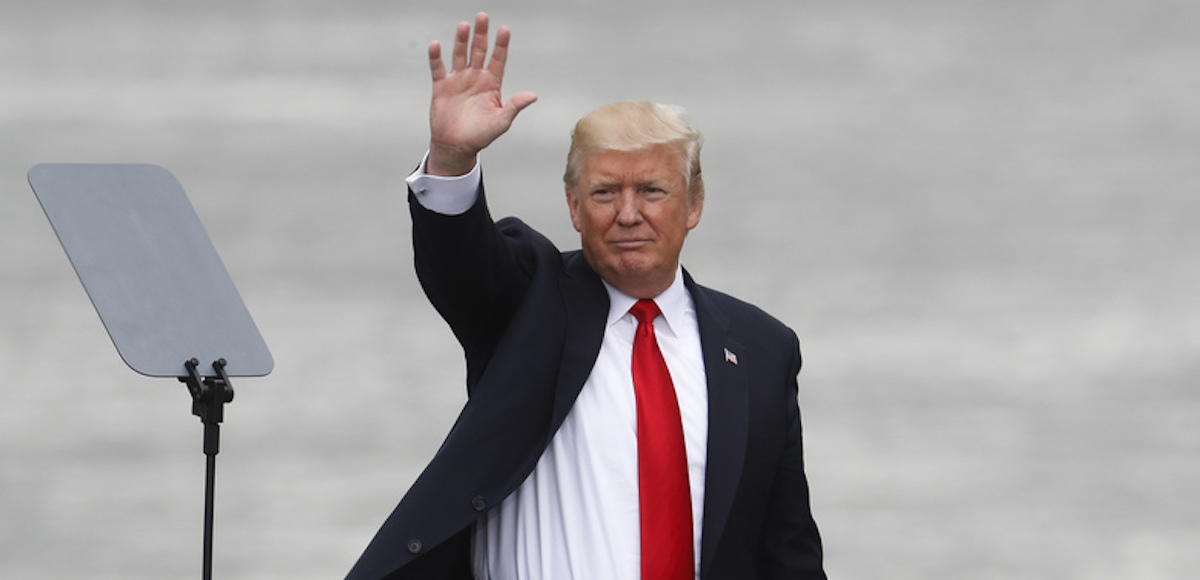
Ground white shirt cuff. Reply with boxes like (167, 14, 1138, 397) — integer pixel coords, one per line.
(406, 152, 482, 216)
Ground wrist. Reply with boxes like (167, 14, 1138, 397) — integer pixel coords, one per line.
(426, 144, 478, 177)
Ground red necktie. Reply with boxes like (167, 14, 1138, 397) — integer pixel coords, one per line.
(629, 299, 694, 580)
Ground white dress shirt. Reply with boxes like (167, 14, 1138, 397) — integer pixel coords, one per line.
(408, 156, 709, 580)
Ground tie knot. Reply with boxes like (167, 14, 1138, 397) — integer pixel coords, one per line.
(630, 299, 662, 325)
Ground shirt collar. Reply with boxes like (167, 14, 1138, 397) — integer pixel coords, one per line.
(602, 267, 693, 339)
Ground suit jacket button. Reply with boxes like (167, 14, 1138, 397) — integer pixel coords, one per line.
(407, 539, 422, 554)
(471, 495, 487, 512)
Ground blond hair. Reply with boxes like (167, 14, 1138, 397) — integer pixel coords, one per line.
(563, 101, 705, 204)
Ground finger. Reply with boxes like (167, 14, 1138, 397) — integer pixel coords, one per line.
(450, 21, 470, 71)
(488, 25, 512, 80)
(428, 41, 446, 82)
(506, 91, 539, 116)
(469, 12, 490, 69)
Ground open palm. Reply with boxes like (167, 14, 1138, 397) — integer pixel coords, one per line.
(426, 13, 538, 176)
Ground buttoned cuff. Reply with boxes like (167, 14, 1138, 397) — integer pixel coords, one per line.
(406, 151, 482, 216)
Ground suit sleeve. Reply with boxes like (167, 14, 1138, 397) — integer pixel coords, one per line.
(758, 330, 827, 579)
(409, 184, 535, 390)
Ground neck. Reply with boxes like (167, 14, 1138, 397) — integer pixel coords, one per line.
(601, 268, 682, 301)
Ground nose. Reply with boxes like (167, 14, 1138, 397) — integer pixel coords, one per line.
(614, 189, 642, 226)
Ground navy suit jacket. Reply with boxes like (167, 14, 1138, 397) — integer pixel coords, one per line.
(346, 186, 825, 580)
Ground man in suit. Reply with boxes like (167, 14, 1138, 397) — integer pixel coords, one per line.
(347, 13, 826, 580)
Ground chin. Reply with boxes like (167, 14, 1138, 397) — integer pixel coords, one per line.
(612, 258, 654, 279)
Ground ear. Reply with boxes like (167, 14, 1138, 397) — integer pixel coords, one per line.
(566, 187, 583, 232)
(686, 197, 703, 231)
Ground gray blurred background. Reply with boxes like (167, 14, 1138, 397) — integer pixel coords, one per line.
(2, 0, 1197, 578)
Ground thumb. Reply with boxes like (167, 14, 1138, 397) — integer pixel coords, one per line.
(505, 92, 539, 117)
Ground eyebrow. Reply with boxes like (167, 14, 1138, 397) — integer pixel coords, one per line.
(589, 176, 673, 189)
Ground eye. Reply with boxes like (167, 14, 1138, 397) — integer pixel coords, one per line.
(591, 188, 616, 201)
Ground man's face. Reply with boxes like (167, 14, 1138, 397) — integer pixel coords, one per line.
(566, 144, 703, 298)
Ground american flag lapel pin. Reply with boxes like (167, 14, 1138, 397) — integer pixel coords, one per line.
(724, 348, 738, 365)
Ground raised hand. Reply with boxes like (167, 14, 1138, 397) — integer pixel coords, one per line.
(426, 13, 538, 176)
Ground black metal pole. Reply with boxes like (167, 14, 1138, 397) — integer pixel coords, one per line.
(203, 448, 217, 580)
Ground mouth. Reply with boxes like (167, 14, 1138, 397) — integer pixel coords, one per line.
(610, 238, 651, 250)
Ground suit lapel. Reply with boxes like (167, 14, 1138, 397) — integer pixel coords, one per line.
(685, 272, 750, 577)
(552, 252, 609, 427)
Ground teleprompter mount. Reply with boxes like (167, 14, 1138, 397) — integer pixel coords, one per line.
(181, 357, 236, 580)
